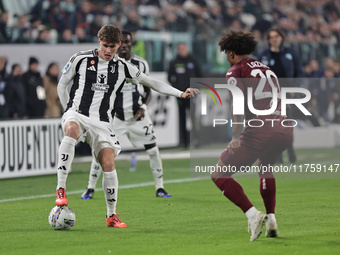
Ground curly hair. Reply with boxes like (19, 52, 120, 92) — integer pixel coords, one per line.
(219, 30, 257, 55)
(97, 25, 122, 44)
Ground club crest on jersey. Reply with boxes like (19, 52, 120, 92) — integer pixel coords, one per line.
(91, 74, 109, 92)
(110, 65, 115, 73)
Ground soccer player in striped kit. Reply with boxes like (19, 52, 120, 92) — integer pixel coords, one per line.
(55, 25, 199, 228)
(81, 31, 172, 200)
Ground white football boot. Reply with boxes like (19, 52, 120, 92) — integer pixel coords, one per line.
(265, 219, 279, 237)
(248, 211, 267, 241)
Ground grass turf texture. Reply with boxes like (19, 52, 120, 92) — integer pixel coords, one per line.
(0, 148, 339, 255)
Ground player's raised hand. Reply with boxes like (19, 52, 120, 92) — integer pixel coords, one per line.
(180, 88, 200, 98)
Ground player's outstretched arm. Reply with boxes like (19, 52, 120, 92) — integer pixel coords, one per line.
(140, 74, 200, 99)
(139, 74, 184, 98)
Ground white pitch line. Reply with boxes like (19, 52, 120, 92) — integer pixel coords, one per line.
(0, 176, 209, 203)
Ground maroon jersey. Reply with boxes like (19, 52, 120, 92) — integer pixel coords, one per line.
(226, 58, 290, 133)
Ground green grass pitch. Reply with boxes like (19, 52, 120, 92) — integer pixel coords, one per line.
(0, 148, 339, 255)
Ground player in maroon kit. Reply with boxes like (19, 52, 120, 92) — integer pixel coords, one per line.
(211, 31, 293, 241)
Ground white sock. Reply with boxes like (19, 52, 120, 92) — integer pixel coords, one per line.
(267, 213, 276, 222)
(102, 170, 118, 217)
(88, 158, 102, 189)
(146, 146, 164, 190)
(245, 206, 258, 221)
(57, 136, 76, 190)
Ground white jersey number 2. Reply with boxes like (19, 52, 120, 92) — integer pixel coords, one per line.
(250, 69, 281, 100)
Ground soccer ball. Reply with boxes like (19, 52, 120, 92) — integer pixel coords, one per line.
(48, 206, 76, 230)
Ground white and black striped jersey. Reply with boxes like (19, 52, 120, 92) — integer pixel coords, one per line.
(61, 49, 143, 123)
(114, 54, 149, 121)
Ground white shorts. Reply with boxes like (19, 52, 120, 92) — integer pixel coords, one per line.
(112, 111, 157, 147)
(62, 111, 121, 159)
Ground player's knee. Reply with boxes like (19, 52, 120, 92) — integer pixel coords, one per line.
(100, 159, 115, 172)
(64, 122, 80, 139)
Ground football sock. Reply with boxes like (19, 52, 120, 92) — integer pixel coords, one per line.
(259, 172, 276, 214)
(146, 146, 164, 190)
(245, 206, 258, 221)
(103, 170, 118, 217)
(267, 213, 276, 222)
(214, 177, 253, 213)
(57, 136, 76, 190)
(88, 158, 102, 189)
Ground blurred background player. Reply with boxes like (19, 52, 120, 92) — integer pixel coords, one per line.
(81, 31, 172, 200)
(257, 28, 304, 163)
(211, 31, 293, 241)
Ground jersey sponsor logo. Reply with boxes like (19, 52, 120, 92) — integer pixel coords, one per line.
(91, 74, 109, 92)
(121, 83, 137, 92)
(91, 83, 109, 92)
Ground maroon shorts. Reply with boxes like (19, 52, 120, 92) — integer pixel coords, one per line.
(220, 130, 293, 175)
